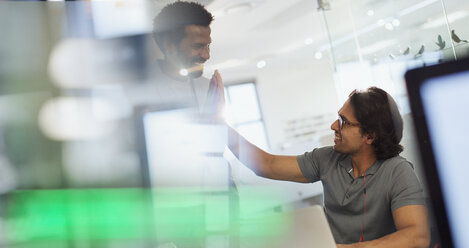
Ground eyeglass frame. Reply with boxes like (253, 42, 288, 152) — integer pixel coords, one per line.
(338, 115, 360, 131)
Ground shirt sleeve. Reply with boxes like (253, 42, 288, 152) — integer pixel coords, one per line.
(296, 148, 321, 183)
(390, 161, 426, 211)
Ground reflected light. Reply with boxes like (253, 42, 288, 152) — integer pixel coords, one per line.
(179, 69, 189, 76)
(38, 97, 118, 141)
(203, 59, 245, 78)
(222, 105, 234, 126)
(367, 10, 374, 17)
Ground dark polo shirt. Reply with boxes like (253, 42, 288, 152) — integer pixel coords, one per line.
(297, 146, 425, 244)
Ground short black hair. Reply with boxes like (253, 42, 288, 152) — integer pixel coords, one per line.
(349, 87, 404, 160)
(153, 1, 214, 53)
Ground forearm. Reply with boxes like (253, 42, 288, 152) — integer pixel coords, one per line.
(339, 226, 430, 248)
(228, 126, 274, 178)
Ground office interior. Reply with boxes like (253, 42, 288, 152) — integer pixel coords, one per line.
(0, 0, 468, 247)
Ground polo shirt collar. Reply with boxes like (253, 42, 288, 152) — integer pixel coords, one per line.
(339, 156, 382, 177)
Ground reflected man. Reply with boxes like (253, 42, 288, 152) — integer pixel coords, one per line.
(129, 1, 223, 117)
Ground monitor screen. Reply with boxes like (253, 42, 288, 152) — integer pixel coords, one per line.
(138, 107, 229, 191)
(419, 70, 469, 248)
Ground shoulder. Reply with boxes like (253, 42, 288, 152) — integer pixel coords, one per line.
(379, 156, 419, 183)
(300, 146, 347, 165)
(297, 146, 346, 182)
(315, 146, 343, 159)
(381, 156, 414, 173)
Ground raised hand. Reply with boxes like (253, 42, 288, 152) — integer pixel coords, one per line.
(203, 70, 225, 122)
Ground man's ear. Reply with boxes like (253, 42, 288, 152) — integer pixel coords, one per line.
(161, 38, 177, 56)
(365, 133, 376, 144)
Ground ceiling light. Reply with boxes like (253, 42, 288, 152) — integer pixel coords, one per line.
(224, 2, 253, 15)
(385, 23, 394, 30)
(256, 60, 266, 68)
(367, 10, 375, 17)
(314, 51, 323, 60)
(304, 38, 313, 45)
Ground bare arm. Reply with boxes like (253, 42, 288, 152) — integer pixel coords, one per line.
(228, 126, 308, 183)
(210, 70, 307, 183)
(337, 205, 430, 248)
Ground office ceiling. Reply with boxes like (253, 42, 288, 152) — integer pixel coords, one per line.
(182, 0, 469, 79)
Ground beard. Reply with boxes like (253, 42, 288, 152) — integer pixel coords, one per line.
(186, 59, 206, 78)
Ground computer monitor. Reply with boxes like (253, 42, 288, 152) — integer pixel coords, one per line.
(405, 57, 469, 248)
(134, 105, 229, 190)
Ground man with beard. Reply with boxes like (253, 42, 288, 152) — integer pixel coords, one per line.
(227, 87, 430, 247)
(128, 1, 223, 117)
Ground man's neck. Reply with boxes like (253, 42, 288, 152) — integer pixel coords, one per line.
(157, 59, 189, 82)
(350, 148, 377, 178)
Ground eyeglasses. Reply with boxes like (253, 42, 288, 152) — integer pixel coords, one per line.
(338, 115, 360, 131)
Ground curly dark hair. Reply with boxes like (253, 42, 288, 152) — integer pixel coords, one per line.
(348, 87, 403, 160)
(153, 1, 214, 54)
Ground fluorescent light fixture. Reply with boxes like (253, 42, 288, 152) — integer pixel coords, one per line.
(224, 2, 253, 15)
(421, 11, 469, 29)
(397, 0, 438, 17)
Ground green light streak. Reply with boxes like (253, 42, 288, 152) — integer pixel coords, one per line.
(2, 187, 291, 246)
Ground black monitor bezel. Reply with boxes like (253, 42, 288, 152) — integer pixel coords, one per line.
(405, 57, 469, 248)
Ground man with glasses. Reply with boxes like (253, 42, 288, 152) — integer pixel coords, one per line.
(227, 87, 430, 247)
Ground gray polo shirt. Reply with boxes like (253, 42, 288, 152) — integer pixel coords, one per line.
(297, 146, 425, 244)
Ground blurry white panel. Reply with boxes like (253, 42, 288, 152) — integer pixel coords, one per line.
(335, 61, 373, 103)
(91, 0, 150, 39)
(237, 121, 268, 151)
(202, 157, 229, 190)
(143, 109, 228, 190)
(227, 83, 261, 123)
(38, 96, 117, 141)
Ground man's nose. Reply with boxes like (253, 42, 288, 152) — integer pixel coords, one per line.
(331, 119, 339, 131)
(200, 47, 210, 60)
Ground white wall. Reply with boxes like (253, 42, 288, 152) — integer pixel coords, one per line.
(256, 60, 339, 152)
(223, 56, 339, 210)
(222, 57, 339, 153)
